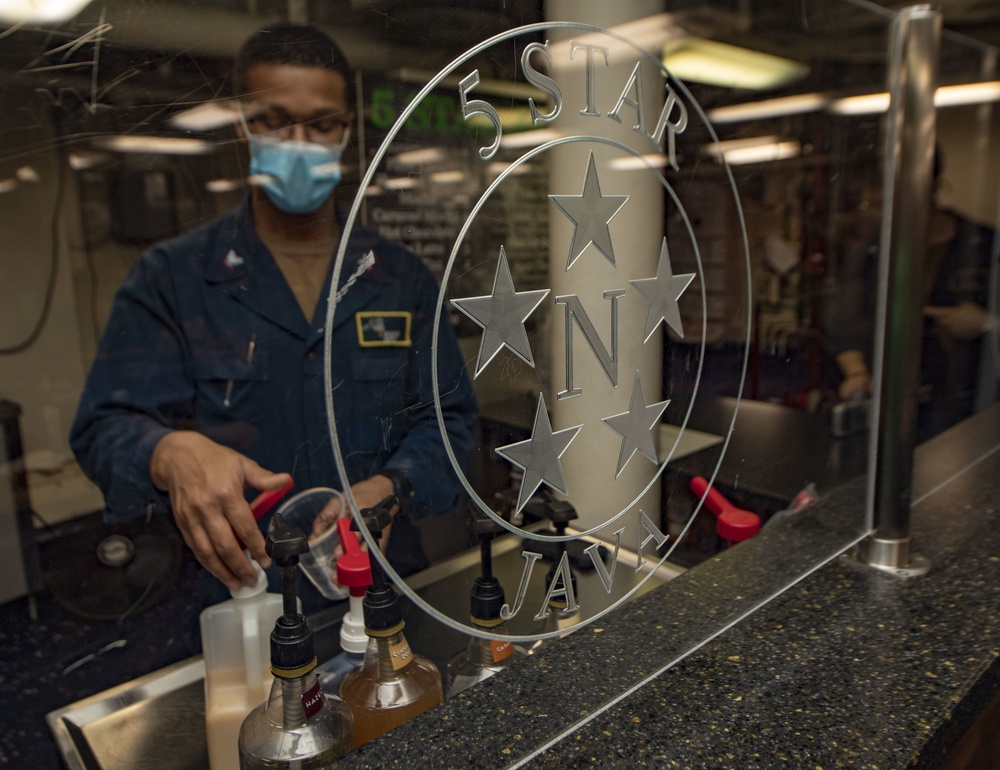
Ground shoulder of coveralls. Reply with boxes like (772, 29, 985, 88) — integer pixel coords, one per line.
(350, 221, 442, 293)
(135, 199, 250, 277)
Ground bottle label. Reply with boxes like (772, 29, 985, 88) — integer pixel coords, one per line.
(491, 639, 513, 663)
(389, 637, 413, 671)
(301, 681, 326, 719)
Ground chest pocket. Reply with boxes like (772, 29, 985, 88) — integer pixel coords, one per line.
(343, 349, 410, 453)
(192, 351, 269, 416)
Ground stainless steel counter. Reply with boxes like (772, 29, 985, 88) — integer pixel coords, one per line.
(47, 528, 681, 769)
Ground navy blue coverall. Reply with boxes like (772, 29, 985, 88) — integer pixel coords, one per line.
(71, 198, 478, 605)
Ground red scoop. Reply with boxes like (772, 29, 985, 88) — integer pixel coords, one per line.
(336, 516, 371, 597)
(689, 476, 761, 543)
(249, 479, 294, 521)
(235, 479, 294, 549)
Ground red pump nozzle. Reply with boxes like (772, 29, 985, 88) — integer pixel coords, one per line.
(336, 516, 371, 597)
(689, 476, 761, 543)
(235, 479, 294, 549)
(249, 479, 294, 521)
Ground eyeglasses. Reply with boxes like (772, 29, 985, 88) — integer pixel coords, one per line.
(246, 107, 351, 143)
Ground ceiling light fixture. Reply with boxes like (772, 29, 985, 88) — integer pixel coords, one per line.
(169, 102, 241, 132)
(709, 93, 829, 124)
(663, 38, 809, 91)
(702, 136, 800, 165)
(0, 0, 93, 23)
(95, 135, 216, 155)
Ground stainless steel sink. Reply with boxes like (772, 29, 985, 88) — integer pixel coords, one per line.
(47, 529, 681, 769)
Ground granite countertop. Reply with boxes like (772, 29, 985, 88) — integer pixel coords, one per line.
(336, 403, 1000, 769)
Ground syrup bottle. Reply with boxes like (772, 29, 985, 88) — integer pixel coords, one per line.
(339, 496, 443, 747)
(446, 507, 527, 698)
(315, 516, 371, 695)
(238, 514, 353, 769)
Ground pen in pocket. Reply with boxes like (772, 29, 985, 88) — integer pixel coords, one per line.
(224, 334, 257, 407)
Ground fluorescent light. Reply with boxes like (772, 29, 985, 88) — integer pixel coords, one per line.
(0, 0, 93, 23)
(69, 151, 109, 170)
(206, 179, 242, 193)
(829, 81, 1000, 116)
(96, 135, 216, 155)
(727, 142, 799, 164)
(383, 176, 419, 191)
(487, 161, 534, 176)
(935, 81, 1000, 107)
(708, 79, 1000, 126)
(0, 179, 18, 194)
(393, 148, 446, 166)
(828, 92, 891, 116)
(16, 166, 39, 183)
(703, 139, 800, 165)
(663, 38, 808, 91)
(499, 128, 561, 150)
(709, 92, 828, 124)
(430, 170, 465, 184)
(609, 153, 669, 171)
(169, 101, 241, 132)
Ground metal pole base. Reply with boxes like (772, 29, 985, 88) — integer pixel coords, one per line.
(855, 536, 932, 578)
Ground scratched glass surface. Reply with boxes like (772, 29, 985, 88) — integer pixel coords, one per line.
(327, 5, 899, 648)
(2, 0, 999, 743)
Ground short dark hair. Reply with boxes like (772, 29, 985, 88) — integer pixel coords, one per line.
(233, 23, 354, 109)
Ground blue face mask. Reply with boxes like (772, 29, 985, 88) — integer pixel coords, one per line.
(247, 132, 347, 215)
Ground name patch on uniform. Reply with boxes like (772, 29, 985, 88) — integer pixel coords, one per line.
(356, 311, 412, 347)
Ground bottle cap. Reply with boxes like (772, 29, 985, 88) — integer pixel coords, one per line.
(336, 516, 371, 597)
(230, 556, 267, 600)
(470, 575, 505, 623)
(340, 595, 368, 654)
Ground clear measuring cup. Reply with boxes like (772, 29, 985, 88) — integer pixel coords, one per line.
(275, 487, 349, 600)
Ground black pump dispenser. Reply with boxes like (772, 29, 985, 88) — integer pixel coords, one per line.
(352, 495, 401, 632)
(469, 507, 506, 623)
(265, 512, 315, 674)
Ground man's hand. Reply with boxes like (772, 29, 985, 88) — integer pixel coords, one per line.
(924, 302, 990, 340)
(310, 474, 398, 567)
(835, 349, 873, 401)
(150, 430, 292, 591)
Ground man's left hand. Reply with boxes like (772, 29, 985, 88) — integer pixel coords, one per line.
(310, 474, 398, 557)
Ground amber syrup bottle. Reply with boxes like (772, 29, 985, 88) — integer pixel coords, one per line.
(340, 496, 443, 747)
(446, 507, 527, 698)
(238, 514, 353, 769)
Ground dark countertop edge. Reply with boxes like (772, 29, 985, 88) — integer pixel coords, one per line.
(335, 403, 1000, 769)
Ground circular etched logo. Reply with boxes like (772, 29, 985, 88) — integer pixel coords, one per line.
(327, 23, 750, 642)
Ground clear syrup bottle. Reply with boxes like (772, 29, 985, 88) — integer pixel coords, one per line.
(238, 513, 353, 769)
(339, 496, 443, 747)
(315, 516, 371, 695)
(446, 507, 527, 698)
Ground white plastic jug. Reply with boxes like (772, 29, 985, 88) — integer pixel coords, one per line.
(199, 560, 283, 770)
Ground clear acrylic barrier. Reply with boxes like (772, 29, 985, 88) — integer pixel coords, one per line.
(1, 0, 998, 760)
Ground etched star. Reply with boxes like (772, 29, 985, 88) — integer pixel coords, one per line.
(602, 373, 670, 478)
(630, 237, 696, 342)
(451, 246, 550, 378)
(495, 394, 583, 514)
(549, 152, 628, 270)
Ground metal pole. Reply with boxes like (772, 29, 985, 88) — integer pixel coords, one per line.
(857, 4, 939, 577)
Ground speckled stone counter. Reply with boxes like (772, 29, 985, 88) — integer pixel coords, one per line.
(336, 403, 1000, 769)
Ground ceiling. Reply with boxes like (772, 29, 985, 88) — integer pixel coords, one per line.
(1, 0, 999, 144)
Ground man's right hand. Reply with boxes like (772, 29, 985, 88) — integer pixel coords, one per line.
(150, 430, 292, 591)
